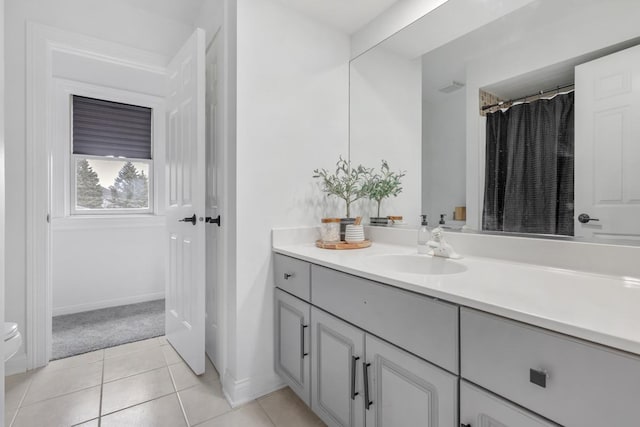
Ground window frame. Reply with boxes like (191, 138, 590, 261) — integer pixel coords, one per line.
(69, 94, 156, 216)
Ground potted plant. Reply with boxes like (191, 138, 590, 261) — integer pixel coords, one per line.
(313, 156, 370, 239)
(366, 160, 406, 225)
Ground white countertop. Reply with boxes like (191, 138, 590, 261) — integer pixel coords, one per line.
(273, 241, 640, 356)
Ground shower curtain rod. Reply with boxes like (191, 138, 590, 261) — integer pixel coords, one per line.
(482, 83, 575, 111)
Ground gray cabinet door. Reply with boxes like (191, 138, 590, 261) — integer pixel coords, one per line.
(460, 381, 558, 427)
(364, 335, 457, 427)
(311, 307, 365, 427)
(274, 289, 311, 404)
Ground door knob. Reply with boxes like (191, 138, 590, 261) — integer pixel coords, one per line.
(179, 214, 197, 225)
(578, 213, 600, 224)
(206, 215, 221, 226)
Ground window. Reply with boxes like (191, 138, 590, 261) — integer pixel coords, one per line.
(71, 95, 153, 214)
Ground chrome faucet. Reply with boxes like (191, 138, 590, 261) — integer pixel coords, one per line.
(427, 227, 461, 259)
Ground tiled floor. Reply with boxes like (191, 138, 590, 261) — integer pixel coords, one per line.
(5, 337, 325, 427)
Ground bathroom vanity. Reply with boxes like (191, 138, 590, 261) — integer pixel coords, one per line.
(271, 0, 640, 424)
(272, 233, 640, 427)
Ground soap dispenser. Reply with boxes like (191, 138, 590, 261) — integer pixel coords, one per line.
(417, 215, 430, 254)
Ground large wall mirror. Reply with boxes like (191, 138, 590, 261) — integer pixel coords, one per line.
(350, 0, 640, 244)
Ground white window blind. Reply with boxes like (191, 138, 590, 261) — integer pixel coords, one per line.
(72, 95, 152, 159)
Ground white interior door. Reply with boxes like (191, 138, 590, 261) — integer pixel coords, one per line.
(575, 44, 640, 241)
(165, 28, 206, 375)
(205, 31, 223, 369)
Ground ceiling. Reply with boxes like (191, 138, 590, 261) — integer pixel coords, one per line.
(120, 0, 400, 34)
(273, 0, 400, 34)
(119, 0, 206, 25)
(415, 0, 635, 102)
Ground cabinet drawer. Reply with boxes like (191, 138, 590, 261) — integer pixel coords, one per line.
(312, 265, 458, 373)
(461, 308, 640, 426)
(461, 381, 558, 427)
(274, 254, 311, 301)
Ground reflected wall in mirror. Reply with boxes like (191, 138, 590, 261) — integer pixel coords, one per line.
(349, 0, 640, 244)
(349, 45, 422, 225)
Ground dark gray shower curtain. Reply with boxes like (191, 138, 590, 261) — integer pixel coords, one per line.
(482, 92, 574, 236)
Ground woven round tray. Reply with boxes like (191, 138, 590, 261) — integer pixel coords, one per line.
(315, 240, 372, 250)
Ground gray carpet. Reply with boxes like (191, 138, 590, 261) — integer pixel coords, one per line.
(52, 299, 165, 360)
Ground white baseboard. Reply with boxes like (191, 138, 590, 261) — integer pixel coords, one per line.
(221, 369, 285, 408)
(5, 351, 27, 376)
(52, 291, 165, 316)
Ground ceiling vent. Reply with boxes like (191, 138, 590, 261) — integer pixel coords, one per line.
(438, 81, 465, 93)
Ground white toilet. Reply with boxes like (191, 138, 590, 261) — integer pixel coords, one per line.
(4, 322, 22, 362)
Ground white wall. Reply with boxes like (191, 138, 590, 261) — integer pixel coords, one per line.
(51, 220, 165, 316)
(361, 0, 536, 60)
(0, 0, 6, 404)
(48, 57, 167, 316)
(350, 0, 448, 58)
(350, 46, 421, 225)
(230, 0, 350, 404)
(5, 0, 196, 370)
(464, 0, 640, 229)
(195, 0, 225, 46)
(422, 89, 466, 225)
(351, 0, 534, 58)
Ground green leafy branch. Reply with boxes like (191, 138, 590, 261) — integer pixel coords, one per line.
(366, 160, 406, 217)
(313, 156, 371, 218)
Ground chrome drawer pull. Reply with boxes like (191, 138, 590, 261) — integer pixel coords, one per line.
(284, 273, 294, 280)
(530, 368, 548, 388)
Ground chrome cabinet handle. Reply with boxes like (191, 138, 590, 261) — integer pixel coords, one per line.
(351, 356, 360, 400)
(300, 324, 308, 358)
(578, 213, 599, 224)
(363, 362, 372, 410)
(284, 273, 294, 280)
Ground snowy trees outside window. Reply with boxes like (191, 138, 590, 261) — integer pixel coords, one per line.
(76, 159, 104, 209)
(108, 162, 149, 209)
(75, 158, 150, 211)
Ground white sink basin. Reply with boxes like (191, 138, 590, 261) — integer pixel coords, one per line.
(364, 254, 467, 275)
